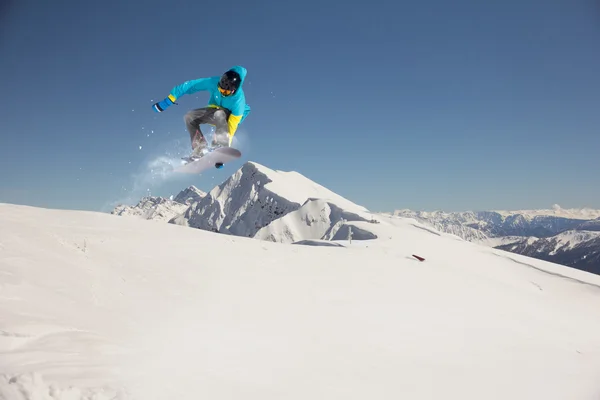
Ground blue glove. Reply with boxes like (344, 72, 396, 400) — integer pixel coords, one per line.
(152, 94, 177, 113)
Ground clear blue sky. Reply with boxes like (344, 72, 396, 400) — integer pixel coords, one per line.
(1, 0, 599, 213)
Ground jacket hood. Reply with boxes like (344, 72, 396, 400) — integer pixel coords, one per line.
(228, 65, 247, 85)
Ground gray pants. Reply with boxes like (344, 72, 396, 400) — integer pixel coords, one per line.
(184, 107, 231, 148)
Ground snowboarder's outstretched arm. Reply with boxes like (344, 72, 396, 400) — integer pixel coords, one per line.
(152, 77, 219, 113)
(170, 77, 219, 99)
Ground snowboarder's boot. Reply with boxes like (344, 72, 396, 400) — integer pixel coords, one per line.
(191, 133, 209, 158)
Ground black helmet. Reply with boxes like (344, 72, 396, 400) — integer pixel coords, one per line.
(218, 70, 241, 94)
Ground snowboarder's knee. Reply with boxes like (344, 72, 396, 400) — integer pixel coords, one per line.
(214, 109, 227, 120)
(184, 110, 195, 123)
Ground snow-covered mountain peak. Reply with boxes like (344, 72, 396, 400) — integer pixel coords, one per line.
(170, 161, 371, 239)
(172, 185, 206, 205)
(232, 162, 369, 214)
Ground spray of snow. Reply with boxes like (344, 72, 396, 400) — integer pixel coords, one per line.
(102, 140, 191, 212)
(101, 125, 252, 213)
(228, 127, 250, 156)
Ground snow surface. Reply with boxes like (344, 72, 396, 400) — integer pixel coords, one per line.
(2, 203, 600, 399)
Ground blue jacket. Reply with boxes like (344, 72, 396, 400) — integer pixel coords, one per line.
(168, 65, 250, 135)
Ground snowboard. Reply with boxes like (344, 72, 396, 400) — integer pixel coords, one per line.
(176, 146, 242, 174)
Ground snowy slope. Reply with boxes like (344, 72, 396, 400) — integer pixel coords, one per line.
(2, 203, 600, 400)
(171, 162, 369, 237)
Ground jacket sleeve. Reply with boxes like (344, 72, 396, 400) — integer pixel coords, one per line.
(227, 96, 250, 136)
(169, 77, 218, 100)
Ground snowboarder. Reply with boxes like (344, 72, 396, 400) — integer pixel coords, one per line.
(152, 65, 251, 157)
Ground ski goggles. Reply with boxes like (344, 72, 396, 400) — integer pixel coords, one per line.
(218, 86, 235, 96)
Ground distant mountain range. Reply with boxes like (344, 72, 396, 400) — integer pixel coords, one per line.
(393, 208, 600, 275)
(112, 186, 206, 222)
